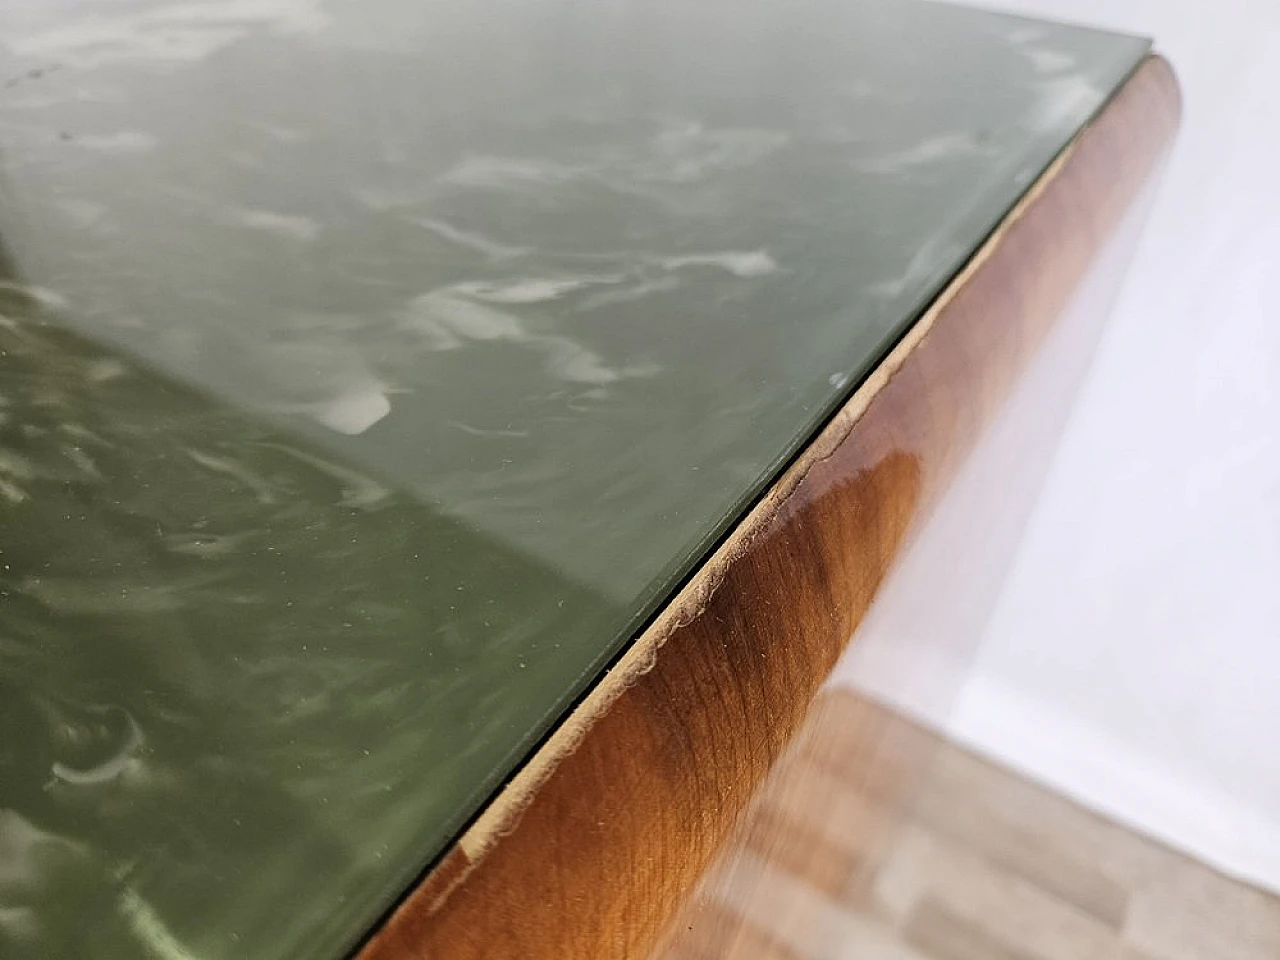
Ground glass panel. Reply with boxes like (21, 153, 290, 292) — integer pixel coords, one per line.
(0, 1, 1147, 956)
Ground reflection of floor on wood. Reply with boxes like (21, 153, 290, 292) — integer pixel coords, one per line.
(658, 689, 1280, 960)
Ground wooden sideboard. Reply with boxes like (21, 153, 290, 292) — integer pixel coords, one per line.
(0, 3, 1177, 957)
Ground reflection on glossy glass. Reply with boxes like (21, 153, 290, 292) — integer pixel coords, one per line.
(0, 0, 1147, 956)
(0, 259, 617, 957)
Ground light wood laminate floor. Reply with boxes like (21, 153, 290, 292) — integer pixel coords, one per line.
(658, 690, 1280, 960)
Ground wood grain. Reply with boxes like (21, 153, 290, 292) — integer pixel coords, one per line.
(357, 55, 1182, 960)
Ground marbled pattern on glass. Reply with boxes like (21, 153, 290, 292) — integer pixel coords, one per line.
(0, 1, 1147, 957)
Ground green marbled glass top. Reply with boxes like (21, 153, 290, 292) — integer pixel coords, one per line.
(0, 1, 1146, 956)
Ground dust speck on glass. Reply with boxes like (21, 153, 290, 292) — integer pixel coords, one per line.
(0, 1, 1146, 956)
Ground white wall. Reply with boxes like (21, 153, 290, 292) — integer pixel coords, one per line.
(944, 0, 1280, 890)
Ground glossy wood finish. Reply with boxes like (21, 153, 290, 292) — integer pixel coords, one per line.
(358, 56, 1182, 960)
(654, 110, 1180, 958)
(655, 689, 952, 960)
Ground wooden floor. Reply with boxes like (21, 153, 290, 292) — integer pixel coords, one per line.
(657, 690, 1280, 960)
